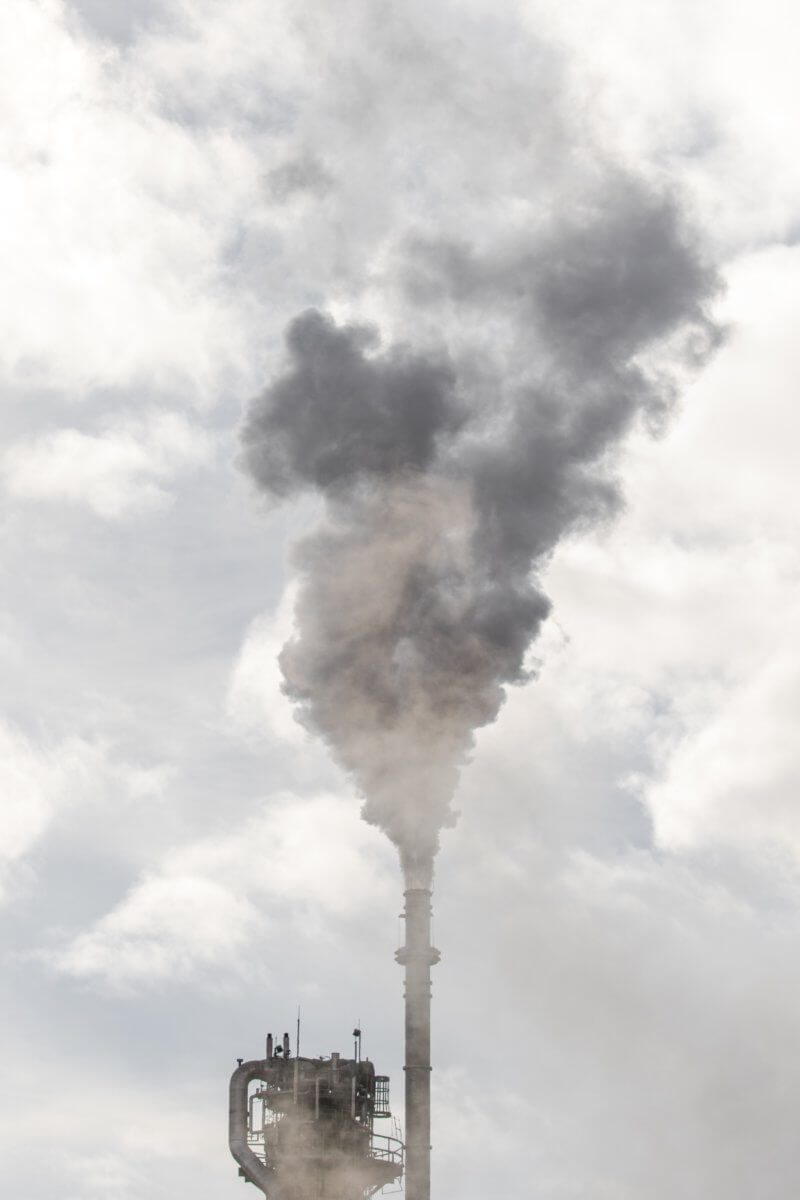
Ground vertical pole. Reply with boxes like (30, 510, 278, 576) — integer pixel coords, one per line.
(397, 887, 440, 1200)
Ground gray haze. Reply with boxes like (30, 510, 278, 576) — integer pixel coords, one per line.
(241, 173, 719, 883)
(5, 3, 800, 1198)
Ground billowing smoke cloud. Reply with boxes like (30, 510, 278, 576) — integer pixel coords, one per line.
(241, 173, 719, 887)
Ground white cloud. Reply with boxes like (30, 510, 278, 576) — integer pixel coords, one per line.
(521, 241, 800, 866)
(533, 0, 800, 251)
(175, 790, 395, 918)
(433, 1067, 543, 1196)
(646, 632, 800, 859)
(49, 791, 395, 988)
(432, 817, 800, 1200)
(0, 1049, 233, 1200)
(226, 582, 305, 745)
(54, 873, 261, 987)
(0, 0, 259, 399)
(0, 720, 167, 900)
(0, 722, 63, 864)
(2, 411, 212, 518)
(2, 4, 800, 1198)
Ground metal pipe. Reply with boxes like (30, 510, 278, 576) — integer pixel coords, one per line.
(396, 886, 440, 1200)
(229, 1060, 274, 1196)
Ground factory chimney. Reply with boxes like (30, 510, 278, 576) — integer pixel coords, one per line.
(238, 105, 721, 1200)
(396, 865, 440, 1200)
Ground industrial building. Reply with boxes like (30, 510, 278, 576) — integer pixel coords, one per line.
(229, 881, 438, 1200)
(229, 1032, 403, 1199)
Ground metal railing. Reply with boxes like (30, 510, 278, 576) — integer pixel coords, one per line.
(369, 1132, 404, 1168)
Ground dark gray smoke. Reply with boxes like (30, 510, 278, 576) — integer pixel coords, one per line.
(241, 173, 719, 887)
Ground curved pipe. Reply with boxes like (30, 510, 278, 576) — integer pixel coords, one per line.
(229, 1060, 276, 1196)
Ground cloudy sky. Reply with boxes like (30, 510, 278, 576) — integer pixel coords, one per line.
(2, 2, 800, 1197)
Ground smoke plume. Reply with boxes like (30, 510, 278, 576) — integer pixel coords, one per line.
(241, 173, 719, 887)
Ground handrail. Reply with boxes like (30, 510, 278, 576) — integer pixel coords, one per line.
(370, 1133, 405, 1165)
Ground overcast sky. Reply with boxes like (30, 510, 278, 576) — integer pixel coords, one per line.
(2, 2, 800, 1198)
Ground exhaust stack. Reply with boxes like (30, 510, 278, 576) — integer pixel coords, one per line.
(396, 885, 440, 1200)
